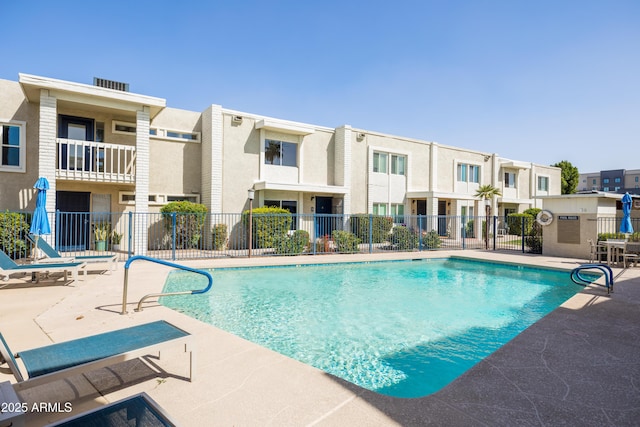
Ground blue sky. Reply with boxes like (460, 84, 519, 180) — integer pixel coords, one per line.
(2, 0, 638, 173)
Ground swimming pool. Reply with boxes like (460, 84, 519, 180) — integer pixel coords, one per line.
(160, 258, 580, 398)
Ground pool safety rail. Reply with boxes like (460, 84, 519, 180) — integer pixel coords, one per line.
(121, 255, 213, 314)
(570, 263, 614, 294)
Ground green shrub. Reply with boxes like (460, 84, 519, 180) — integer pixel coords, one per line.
(211, 223, 227, 250)
(464, 219, 475, 236)
(161, 201, 208, 249)
(332, 230, 360, 253)
(0, 212, 29, 258)
(507, 213, 535, 236)
(523, 207, 542, 219)
(391, 225, 419, 250)
(274, 230, 310, 255)
(598, 232, 640, 242)
(351, 214, 393, 243)
(525, 219, 543, 254)
(421, 230, 442, 250)
(242, 206, 292, 249)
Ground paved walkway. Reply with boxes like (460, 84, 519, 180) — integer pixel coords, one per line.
(1, 251, 639, 426)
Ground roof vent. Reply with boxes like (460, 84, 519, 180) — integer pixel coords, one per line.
(93, 77, 129, 92)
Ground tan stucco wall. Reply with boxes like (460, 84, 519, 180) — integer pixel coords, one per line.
(0, 79, 40, 210)
(222, 114, 260, 212)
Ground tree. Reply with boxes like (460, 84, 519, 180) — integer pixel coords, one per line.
(474, 185, 502, 250)
(551, 160, 579, 194)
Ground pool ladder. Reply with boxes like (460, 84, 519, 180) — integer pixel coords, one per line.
(121, 255, 213, 314)
(570, 263, 614, 294)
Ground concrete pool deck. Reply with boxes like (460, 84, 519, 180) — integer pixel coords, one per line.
(1, 250, 639, 426)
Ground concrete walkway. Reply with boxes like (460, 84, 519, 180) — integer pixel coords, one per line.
(1, 250, 639, 426)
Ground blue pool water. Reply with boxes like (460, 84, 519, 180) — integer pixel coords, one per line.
(160, 258, 579, 398)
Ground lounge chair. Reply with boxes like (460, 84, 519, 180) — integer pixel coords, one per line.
(0, 320, 194, 392)
(0, 250, 86, 283)
(27, 234, 118, 272)
(47, 392, 178, 426)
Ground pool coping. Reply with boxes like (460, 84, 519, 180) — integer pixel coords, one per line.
(2, 250, 640, 426)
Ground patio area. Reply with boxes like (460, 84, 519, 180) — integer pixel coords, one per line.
(1, 250, 639, 426)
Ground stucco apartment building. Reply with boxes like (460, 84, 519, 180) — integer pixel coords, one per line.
(0, 74, 561, 254)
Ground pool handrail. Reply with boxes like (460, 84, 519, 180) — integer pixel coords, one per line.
(570, 263, 614, 294)
(121, 255, 213, 314)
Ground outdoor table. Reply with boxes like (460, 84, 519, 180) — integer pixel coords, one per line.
(603, 239, 627, 265)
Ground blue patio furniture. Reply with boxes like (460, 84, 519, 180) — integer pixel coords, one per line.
(0, 320, 194, 392)
(0, 250, 86, 283)
(26, 233, 117, 272)
(47, 392, 178, 426)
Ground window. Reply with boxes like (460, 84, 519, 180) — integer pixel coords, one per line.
(112, 121, 136, 134)
(265, 139, 297, 166)
(603, 178, 609, 184)
(603, 187, 610, 192)
(504, 172, 516, 188)
(391, 155, 406, 175)
(457, 163, 479, 183)
(615, 186, 621, 192)
(373, 152, 388, 173)
(118, 192, 165, 205)
(373, 203, 387, 215)
(264, 200, 297, 229)
(636, 177, 639, 182)
(537, 176, 549, 191)
(615, 177, 621, 183)
(391, 204, 404, 224)
(149, 128, 201, 142)
(0, 121, 25, 172)
(264, 200, 297, 214)
(167, 195, 199, 203)
(166, 131, 199, 141)
(592, 179, 596, 184)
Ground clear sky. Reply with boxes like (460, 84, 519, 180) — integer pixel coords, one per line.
(2, 0, 638, 173)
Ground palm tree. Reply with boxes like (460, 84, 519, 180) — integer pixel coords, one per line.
(474, 184, 502, 250)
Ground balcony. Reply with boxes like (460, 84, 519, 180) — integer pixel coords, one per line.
(56, 139, 136, 183)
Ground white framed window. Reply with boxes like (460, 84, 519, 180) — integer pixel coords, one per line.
(265, 139, 297, 166)
(0, 121, 26, 173)
(118, 191, 165, 205)
(504, 172, 516, 188)
(391, 203, 405, 224)
(112, 121, 136, 134)
(537, 176, 549, 191)
(373, 203, 387, 215)
(457, 163, 479, 183)
(373, 152, 388, 173)
(391, 155, 406, 175)
(150, 128, 201, 143)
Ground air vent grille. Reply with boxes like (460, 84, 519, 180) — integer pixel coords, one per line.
(93, 77, 129, 92)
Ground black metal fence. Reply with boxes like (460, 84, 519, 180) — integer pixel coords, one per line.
(0, 211, 542, 261)
(596, 217, 640, 240)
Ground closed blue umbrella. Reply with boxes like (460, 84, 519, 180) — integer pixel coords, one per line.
(30, 177, 51, 260)
(620, 192, 633, 234)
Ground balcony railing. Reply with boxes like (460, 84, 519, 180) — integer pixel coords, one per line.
(56, 138, 136, 183)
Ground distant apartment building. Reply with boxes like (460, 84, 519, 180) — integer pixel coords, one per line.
(579, 169, 640, 194)
(0, 73, 561, 254)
